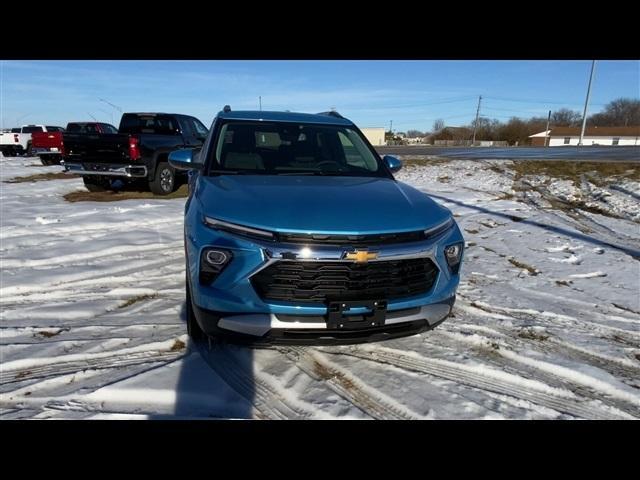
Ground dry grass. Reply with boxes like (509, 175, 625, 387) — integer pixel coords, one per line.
(170, 339, 186, 352)
(5, 172, 70, 183)
(517, 328, 549, 341)
(511, 161, 640, 186)
(65, 184, 189, 202)
(118, 294, 158, 309)
(508, 257, 539, 275)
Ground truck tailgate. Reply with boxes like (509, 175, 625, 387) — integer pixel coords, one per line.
(32, 131, 63, 149)
(63, 133, 130, 162)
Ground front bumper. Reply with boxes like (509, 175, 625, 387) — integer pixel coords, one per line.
(62, 161, 148, 178)
(192, 296, 455, 344)
(186, 213, 464, 343)
(32, 147, 61, 155)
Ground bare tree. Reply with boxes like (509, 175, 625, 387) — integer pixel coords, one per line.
(589, 97, 640, 126)
(406, 129, 424, 138)
(551, 108, 582, 126)
(432, 119, 445, 132)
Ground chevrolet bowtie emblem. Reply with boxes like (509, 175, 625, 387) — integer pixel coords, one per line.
(344, 250, 378, 263)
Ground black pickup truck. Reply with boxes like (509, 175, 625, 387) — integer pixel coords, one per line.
(62, 113, 209, 195)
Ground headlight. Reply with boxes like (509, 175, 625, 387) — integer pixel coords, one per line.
(200, 248, 232, 285)
(444, 242, 463, 274)
(203, 216, 274, 240)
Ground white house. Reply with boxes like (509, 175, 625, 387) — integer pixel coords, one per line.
(529, 126, 640, 146)
(360, 127, 386, 146)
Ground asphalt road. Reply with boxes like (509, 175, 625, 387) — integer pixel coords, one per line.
(375, 145, 640, 162)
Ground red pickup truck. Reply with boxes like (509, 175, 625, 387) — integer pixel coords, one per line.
(33, 122, 118, 165)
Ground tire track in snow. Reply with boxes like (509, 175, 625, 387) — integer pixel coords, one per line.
(280, 346, 422, 420)
(0, 338, 188, 386)
(425, 328, 640, 417)
(446, 321, 640, 386)
(319, 345, 633, 420)
(195, 341, 320, 420)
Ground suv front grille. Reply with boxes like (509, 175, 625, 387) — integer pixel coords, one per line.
(251, 258, 438, 303)
(275, 231, 426, 247)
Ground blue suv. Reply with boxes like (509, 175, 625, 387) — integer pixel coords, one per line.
(169, 107, 464, 344)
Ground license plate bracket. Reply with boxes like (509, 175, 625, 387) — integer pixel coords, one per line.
(325, 300, 387, 330)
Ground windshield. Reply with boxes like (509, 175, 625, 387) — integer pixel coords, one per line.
(209, 121, 387, 177)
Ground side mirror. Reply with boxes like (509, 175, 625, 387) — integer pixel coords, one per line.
(383, 155, 402, 173)
(169, 148, 203, 170)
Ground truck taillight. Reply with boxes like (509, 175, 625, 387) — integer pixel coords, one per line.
(14, 134, 19, 143)
(129, 136, 141, 160)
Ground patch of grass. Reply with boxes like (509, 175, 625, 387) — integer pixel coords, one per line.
(64, 184, 188, 202)
(34, 328, 68, 338)
(510, 161, 640, 186)
(15, 370, 32, 380)
(118, 294, 157, 309)
(465, 229, 479, 234)
(170, 339, 186, 352)
(5, 172, 70, 183)
(555, 280, 571, 287)
(437, 175, 450, 183)
(494, 192, 516, 200)
(508, 257, 539, 275)
(397, 156, 451, 167)
(517, 328, 549, 341)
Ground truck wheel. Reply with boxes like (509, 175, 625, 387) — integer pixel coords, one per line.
(83, 176, 109, 192)
(149, 162, 175, 195)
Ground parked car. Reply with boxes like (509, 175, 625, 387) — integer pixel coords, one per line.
(0, 125, 64, 157)
(170, 107, 464, 344)
(61, 113, 208, 194)
(33, 122, 118, 165)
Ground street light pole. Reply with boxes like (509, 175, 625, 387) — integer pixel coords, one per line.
(544, 110, 551, 147)
(578, 60, 596, 147)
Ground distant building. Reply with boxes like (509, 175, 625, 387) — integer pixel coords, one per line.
(529, 126, 640, 146)
(360, 127, 386, 146)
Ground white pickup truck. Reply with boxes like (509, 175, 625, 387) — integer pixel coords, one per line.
(0, 125, 64, 157)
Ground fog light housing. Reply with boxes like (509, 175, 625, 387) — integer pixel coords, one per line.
(444, 242, 463, 274)
(200, 248, 232, 285)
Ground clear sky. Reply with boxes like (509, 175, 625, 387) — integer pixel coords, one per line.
(1, 60, 638, 131)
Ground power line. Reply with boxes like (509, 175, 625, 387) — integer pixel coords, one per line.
(484, 95, 607, 107)
(345, 95, 477, 111)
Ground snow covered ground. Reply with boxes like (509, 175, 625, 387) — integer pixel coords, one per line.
(1, 155, 639, 419)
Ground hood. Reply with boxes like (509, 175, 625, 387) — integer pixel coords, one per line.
(197, 175, 451, 235)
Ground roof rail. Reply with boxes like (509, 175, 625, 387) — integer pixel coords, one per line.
(317, 110, 344, 119)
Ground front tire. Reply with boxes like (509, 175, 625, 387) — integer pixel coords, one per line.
(186, 276, 205, 343)
(149, 162, 175, 195)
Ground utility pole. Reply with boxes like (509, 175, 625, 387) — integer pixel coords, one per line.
(544, 110, 551, 147)
(472, 95, 482, 145)
(259, 96, 262, 111)
(390, 120, 393, 133)
(578, 60, 596, 147)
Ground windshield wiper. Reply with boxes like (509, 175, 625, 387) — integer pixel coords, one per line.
(209, 169, 253, 175)
(276, 171, 345, 176)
